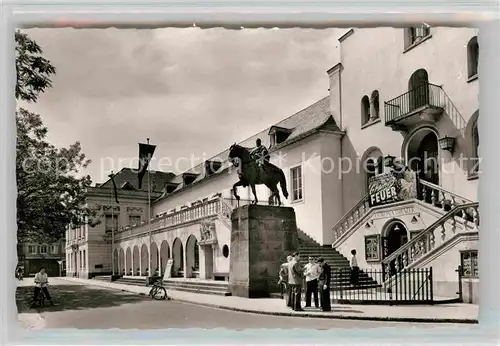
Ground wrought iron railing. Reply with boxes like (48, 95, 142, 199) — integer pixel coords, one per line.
(381, 202, 479, 279)
(384, 82, 468, 135)
(384, 82, 443, 124)
(331, 267, 434, 304)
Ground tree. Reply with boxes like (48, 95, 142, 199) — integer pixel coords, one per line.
(16, 30, 99, 243)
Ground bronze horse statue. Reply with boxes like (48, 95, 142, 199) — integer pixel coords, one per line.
(228, 143, 289, 206)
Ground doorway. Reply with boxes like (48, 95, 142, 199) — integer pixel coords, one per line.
(383, 221, 409, 276)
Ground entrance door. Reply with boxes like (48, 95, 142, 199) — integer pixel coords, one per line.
(408, 69, 430, 112)
(383, 222, 409, 276)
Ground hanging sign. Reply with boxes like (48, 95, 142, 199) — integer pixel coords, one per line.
(368, 170, 417, 207)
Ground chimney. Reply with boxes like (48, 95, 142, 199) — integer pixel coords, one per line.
(327, 62, 343, 130)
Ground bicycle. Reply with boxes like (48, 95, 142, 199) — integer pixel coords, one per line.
(148, 279, 168, 300)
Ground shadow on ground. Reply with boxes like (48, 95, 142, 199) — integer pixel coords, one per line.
(16, 284, 149, 314)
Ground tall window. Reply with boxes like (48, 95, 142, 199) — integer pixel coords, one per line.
(371, 90, 380, 120)
(105, 215, 118, 233)
(40, 245, 47, 254)
(467, 36, 479, 79)
(129, 215, 141, 226)
(28, 245, 37, 254)
(460, 250, 478, 278)
(361, 95, 370, 125)
(290, 165, 303, 202)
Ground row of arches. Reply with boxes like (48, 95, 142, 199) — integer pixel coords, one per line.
(113, 235, 200, 278)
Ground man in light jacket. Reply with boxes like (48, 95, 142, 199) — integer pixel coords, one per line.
(304, 256, 320, 308)
(31, 267, 54, 307)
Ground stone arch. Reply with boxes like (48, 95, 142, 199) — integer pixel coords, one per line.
(119, 248, 125, 275)
(404, 126, 440, 185)
(185, 235, 200, 278)
(361, 95, 370, 125)
(141, 243, 149, 276)
(126, 247, 132, 275)
(465, 110, 479, 176)
(408, 69, 429, 111)
(381, 219, 409, 275)
(360, 146, 384, 192)
(133, 245, 140, 275)
(172, 237, 184, 278)
(467, 36, 479, 79)
(150, 242, 159, 275)
(160, 240, 170, 276)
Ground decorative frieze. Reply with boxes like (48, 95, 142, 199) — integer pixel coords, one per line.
(102, 205, 120, 214)
(199, 220, 217, 246)
(126, 206, 144, 215)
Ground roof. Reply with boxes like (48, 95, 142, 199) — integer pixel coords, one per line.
(97, 168, 176, 194)
(155, 96, 341, 201)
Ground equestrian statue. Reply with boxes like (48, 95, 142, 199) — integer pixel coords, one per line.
(228, 138, 289, 206)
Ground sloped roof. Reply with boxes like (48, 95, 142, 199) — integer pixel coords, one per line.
(98, 168, 176, 193)
(155, 96, 341, 201)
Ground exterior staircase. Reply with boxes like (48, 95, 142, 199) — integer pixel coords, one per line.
(297, 229, 380, 290)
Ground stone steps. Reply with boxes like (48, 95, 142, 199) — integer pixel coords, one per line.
(164, 280, 231, 296)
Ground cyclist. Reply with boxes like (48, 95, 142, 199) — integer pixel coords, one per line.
(30, 267, 54, 307)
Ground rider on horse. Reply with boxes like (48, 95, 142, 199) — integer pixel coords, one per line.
(249, 138, 270, 167)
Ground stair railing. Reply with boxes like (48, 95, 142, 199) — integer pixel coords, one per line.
(418, 180, 473, 210)
(435, 85, 468, 137)
(381, 202, 479, 280)
(331, 193, 370, 244)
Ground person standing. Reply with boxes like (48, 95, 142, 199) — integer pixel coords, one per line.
(317, 258, 332, 311)
(303, 256, 320, 308)
(287, 252, 304, 311)
(278, 255, 292, 301)
(31, 267, 54, 307)
(350, 249, 359, 286)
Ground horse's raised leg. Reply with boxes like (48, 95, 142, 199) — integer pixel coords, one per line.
(250, 184, 258, 204)
(232, 181, 244, 204)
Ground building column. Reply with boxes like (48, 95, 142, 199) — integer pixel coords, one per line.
(157, 250, 161, 276)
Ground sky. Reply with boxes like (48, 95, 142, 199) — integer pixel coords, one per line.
(24, 27, 341, 183)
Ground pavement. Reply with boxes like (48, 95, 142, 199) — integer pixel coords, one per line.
(16, 278, 476, 331)
(51, 277, 478, 324)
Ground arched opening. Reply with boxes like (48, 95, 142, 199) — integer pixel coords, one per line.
(361, 147, 384, 193)
(119, 248, 125, 275)
(361, 95, 371, 125)
(371, 90, 380, 120)
(185, 235, 200, 278)
(465, 110, 480, 177)
(126, 247, 132, 275)
(150, 242, 159, 276)
(159, 240, 170, 276)
(132, 246, 139, 276)
(408, 69, 429, 111)
(406, 128, 439, 183)
(382, 221, 409, 276)
(172, 238, 184, 278)
(467, 36, 479, 79)
(140, 244, 149, 276)
(113, 249, 119, 274)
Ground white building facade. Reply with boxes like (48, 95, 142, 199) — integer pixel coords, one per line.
(68, 26, 479, 302)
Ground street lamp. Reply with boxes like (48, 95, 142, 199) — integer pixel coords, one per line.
(438, 136, 456, 153)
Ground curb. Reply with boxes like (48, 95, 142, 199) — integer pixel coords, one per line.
(59, 278, 478, 324)
(167, 296, 479, 324)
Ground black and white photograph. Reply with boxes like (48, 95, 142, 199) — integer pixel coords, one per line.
(14, 25, 480, 331)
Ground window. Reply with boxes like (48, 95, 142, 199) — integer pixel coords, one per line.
(28, 245, 37, 254)
(222, 244, 229, 258)
(129, 215, 141, 226)
(290, 165, 303, 202)
(105, 215, 118, 233)
(404, 25, 431, 49)
(361, 95, 370, 125)
(83, 250, 86, 269)
(460, 250, 478, 278)
(467, 36, 479, 79)
(371, 90, 380, 120)
(365, 235, 381, 261)
(51, 245, 58, 254)
(40, 245, 47, 254)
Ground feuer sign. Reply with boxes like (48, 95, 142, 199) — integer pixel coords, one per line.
(368, 170, 418, 208)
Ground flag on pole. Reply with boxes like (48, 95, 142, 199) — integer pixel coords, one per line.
(138, 141, 156, 189)
(108, 172, 119, 204)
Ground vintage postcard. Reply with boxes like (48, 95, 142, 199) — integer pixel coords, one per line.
(15, 26, 479, 331)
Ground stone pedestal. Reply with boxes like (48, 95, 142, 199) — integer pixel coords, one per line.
(229, 205, 299, 298)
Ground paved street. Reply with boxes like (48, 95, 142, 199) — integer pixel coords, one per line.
(16, 278, 464, 330)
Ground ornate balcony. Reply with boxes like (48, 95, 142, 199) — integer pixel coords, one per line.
(384, 83, 444, 131)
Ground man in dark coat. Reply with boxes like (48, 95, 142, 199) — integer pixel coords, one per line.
(287, 252, 304, 311)
(317, 258, 332, 312)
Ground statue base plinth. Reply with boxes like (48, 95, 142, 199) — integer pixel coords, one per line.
(229, 204, 299, 298)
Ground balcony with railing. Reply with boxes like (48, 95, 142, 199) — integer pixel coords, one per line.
(384, 82, 444, 130)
